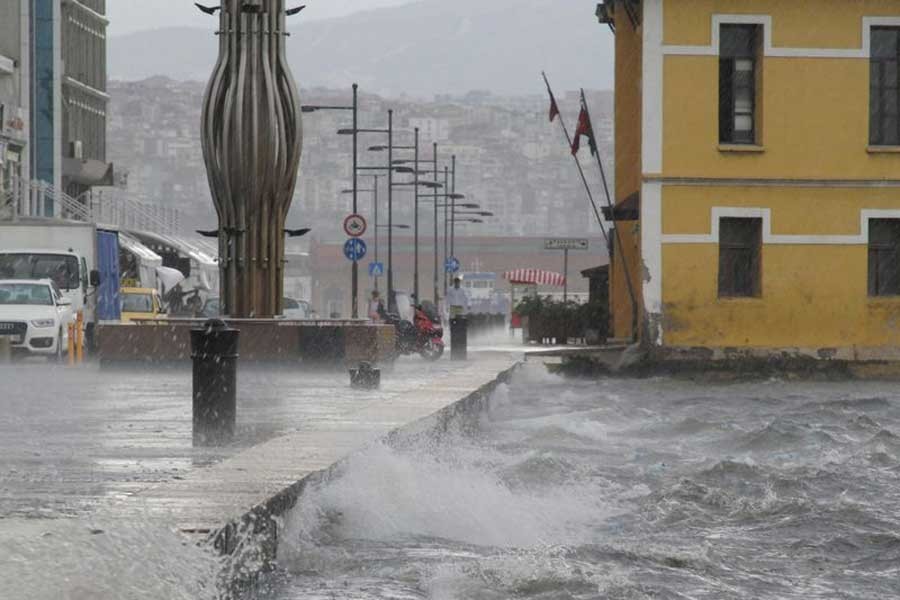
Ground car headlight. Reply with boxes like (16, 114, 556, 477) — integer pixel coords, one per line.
(31, 319, 56, 328)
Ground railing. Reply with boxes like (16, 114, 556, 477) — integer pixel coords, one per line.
(1, 175, 184, 237)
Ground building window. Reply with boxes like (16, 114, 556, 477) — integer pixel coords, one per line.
(719, 24, 761, 145)
(718, 217, 762, 298)
(870, 27, 900, 146)
(868, 219, 900, 296)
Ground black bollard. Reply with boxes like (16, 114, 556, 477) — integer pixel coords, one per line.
(191, 319, 239, 446)
(450, 316, 468, 361)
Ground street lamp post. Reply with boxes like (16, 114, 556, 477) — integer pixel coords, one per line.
(369, 140, 437, 310)
(301, 83, 360, 318)
(443, 165, 450, 296)
(413, 128, 420, 300)
(387, 110, 394, 310)
(373, 175, 378, 290)
(433, 143, 439, 304)
(400, 147, 455, 305)
(451, 155, 457, 260)
(352, 84, 359, 318)
(448, 209, 492, 270)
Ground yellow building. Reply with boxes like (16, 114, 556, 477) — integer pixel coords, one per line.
(599, 0, 900, 360)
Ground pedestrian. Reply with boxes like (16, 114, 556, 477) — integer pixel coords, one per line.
(186, 292, 203, 317)
(165, 284, 186, 316)
(447, 276, 469, 319)
(368, 290, 385, 322)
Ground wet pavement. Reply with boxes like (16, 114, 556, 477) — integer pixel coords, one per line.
(0, 339, 553, 599)
(0, 351, 518, 522)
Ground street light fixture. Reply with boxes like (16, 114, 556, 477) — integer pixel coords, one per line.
(367, 131, 436, 301)
(302, 105, 352, 113)
(435, 196, 466, 206)
(370, 144, 415, 152)
(341, 110, 404, 309)
(454, 210, 494, 217)
(301, 83, 361, 318)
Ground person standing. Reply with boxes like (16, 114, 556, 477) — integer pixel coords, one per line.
(446, 276, 469, 319)
(368, 290, 385, 322)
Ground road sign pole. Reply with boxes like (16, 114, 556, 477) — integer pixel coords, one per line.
(563, 248, 569, 303)
(352, 83, 359, 319)
(373, 175, 379, 292)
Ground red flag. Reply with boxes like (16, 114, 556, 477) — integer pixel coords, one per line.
(571, 106, 594, 155)
(548, 94, 560, 122)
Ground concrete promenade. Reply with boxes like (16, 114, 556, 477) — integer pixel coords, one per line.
(114, 351, 521, 534)
(0, 349, 519, 521)
(0, 347, 522, 597)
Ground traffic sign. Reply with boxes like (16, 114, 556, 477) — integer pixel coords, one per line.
(544, 238, 589, 251)
(343, 213, 367, 238)
(445, 256, 460, 274)
(368, 261, 384, 277)
(343, 238, 367, 261)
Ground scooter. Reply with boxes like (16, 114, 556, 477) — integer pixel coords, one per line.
(385, 301, 445, 361)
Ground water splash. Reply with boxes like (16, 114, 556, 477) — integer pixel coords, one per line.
(272, 364, 900, 599)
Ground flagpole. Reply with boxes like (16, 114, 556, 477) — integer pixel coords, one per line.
(580, 88, 640, 342)
(542, 72, 610, 248)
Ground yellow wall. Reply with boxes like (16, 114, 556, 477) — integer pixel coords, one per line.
(662, 241, 900, 349)
(610, 1, 645, 340)
(662, 56, 889, 179)
(661, 0, 900, 180)
(645, 0, 900, 353)
(615, 5, 643, 201)
(663, 0, 898, 49)
(659, 186, 900, 348)
(662, 186, 900, 236)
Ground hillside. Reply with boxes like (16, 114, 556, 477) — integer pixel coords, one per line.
(109, 0, 613, 96)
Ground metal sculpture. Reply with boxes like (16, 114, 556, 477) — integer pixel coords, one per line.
(199, 0, 304, 317)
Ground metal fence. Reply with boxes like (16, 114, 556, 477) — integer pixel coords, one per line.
(1, 176, 184, 237)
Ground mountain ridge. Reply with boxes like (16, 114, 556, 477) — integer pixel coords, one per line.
(109, 0, 613, 96)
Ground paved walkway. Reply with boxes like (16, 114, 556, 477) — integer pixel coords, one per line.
(0, 350, 518, 526)
(0, 340, 550, 600)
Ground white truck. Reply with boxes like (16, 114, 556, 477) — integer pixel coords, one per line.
(0, 218, 120, 349)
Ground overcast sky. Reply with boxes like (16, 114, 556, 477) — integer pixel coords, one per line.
(106, 0, 413, 36)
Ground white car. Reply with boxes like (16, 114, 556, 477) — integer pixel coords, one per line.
(0, 279, 74, 359)
(282, 297, 311, 320)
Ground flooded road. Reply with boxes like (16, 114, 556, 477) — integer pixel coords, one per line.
(271, 365, 900, 599)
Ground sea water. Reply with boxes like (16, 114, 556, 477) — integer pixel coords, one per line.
(270, 364, 900, 599)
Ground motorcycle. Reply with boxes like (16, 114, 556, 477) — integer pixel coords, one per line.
(384, 296, 444, 361)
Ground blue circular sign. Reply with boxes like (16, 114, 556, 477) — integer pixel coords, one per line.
(344, 238, 367, 261)
(445, 256, 460, 274)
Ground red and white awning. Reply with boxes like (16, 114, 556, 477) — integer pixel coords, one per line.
(503, 269, 566, 287)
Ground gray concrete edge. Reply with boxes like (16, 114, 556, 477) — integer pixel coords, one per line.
(209, 360, 524, 596)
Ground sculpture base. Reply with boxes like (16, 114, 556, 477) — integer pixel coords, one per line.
(96, 319, 396, 368)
